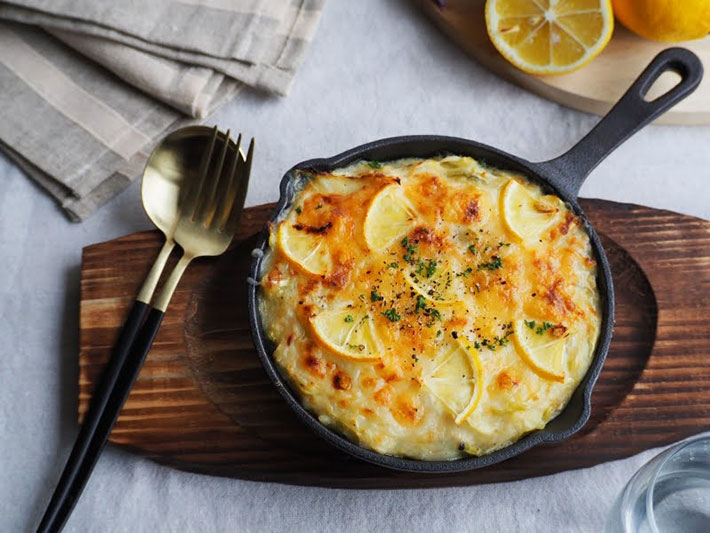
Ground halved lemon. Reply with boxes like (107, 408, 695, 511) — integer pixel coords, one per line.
(403, 262, 464, 305)
(277, 221, 332, 276)
(500, 179, 561, 242)
(310, 309, 383, 360)
(422, 338, 483, 424)
(485, 0, 614, 75)
(364, 185, 417, 251)
(512, 319, 566, 382)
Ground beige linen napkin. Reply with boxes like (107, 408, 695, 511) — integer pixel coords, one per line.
(0, 0, 291, 65)
(1, 0, 325, 99)
(48, 29, 244, 118)
(0, 1, 324, 220)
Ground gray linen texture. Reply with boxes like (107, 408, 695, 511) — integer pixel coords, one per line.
(0, 0, 324, 221)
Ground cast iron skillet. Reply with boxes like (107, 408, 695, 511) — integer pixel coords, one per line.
(248, 48, 703, 473)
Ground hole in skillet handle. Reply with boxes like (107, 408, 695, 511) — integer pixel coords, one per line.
(643, 70, 682, 103)
(536, 48, 703, 201)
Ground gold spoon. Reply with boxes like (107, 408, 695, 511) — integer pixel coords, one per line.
(138, 125, 245, 303)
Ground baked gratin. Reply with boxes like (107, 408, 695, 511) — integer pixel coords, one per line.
(258, 156, 601, 460)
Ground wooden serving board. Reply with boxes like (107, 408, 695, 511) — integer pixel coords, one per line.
(78, 199, 710, 489)
(413, 0, 710, 125)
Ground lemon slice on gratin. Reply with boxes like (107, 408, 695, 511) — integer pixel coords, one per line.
(485, 0, 614, 75)
(403, 262, 464, 305)
(277, 221, 332, 276)
(310, 309, 383, 360)
(513, 319, 566, 382)
(364, 184, 417, 251)
(311, 175, 365, 196)
(500, 179, 561, 242)
(422, 338, 483, 425)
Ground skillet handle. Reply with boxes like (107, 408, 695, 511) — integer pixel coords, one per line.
(536, 48, 703, 199)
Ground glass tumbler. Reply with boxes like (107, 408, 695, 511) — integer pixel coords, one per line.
(605, 435, 710, 533)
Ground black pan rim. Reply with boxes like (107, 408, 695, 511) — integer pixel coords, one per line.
(247, 134, 615, 473)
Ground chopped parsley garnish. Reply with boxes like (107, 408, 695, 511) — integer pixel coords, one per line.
(347, 343, 365, 352)
(359, 294, 366, 301)
(468, 244, 477, 255)
(414, 295, 441, 323)
(344, 315, 354, 323)
(401, 236, 418, 264)
(478, 255, 503, 271)
(367, 160, 382, 169)
(499, 241, 511, 248)
(415, 295, 428, 313)
(315, 203, 323, 209)
(370, 290, 384, 302)
(381, 308, 401, 322)
(456, 267, 473, 277)
(473, 324, 515, 351)
(436, 330, 442, 337)
(494, 330, 514, 347)
(295, 206, 302, 214)
(536, 321, 554, 335)
(416, 259, 437, 278)
(525, 319, 536, 330)
(411, 354, 419, 363)
(388, 262, 400, 269)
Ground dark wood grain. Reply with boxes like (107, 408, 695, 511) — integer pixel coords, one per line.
(78, 199, 710, 488)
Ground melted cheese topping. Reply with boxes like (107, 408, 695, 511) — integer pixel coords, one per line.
(258, 156, 601, 460)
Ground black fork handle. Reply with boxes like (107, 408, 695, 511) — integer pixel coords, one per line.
(37, 307, 164, 533)
(537, 47, 703, 199)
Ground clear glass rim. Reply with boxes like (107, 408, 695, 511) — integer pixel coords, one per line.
(646, 434, 710, 533)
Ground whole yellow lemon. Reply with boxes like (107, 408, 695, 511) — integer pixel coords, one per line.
(613, 0, 710, 42)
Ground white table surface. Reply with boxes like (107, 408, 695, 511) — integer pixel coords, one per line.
(2, 1, 709, 531)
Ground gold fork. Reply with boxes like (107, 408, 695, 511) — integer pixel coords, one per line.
(38, 127, 253, 533)
(151, 128, 253, 313)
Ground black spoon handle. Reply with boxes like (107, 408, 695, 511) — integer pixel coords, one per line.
(37, 307, 164, 533)
(538, 47, 703, 199)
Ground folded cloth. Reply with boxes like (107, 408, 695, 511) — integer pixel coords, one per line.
(0, 0, 290, 65)
(48, 29, 244, 118)
(0, 22, 187, 220)
(0, 0, 324, 220)
(1, 0, 325, 98)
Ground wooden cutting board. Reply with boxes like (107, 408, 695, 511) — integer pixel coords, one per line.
(413, 0, 710, 125)
(78, 199, 710, 489)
